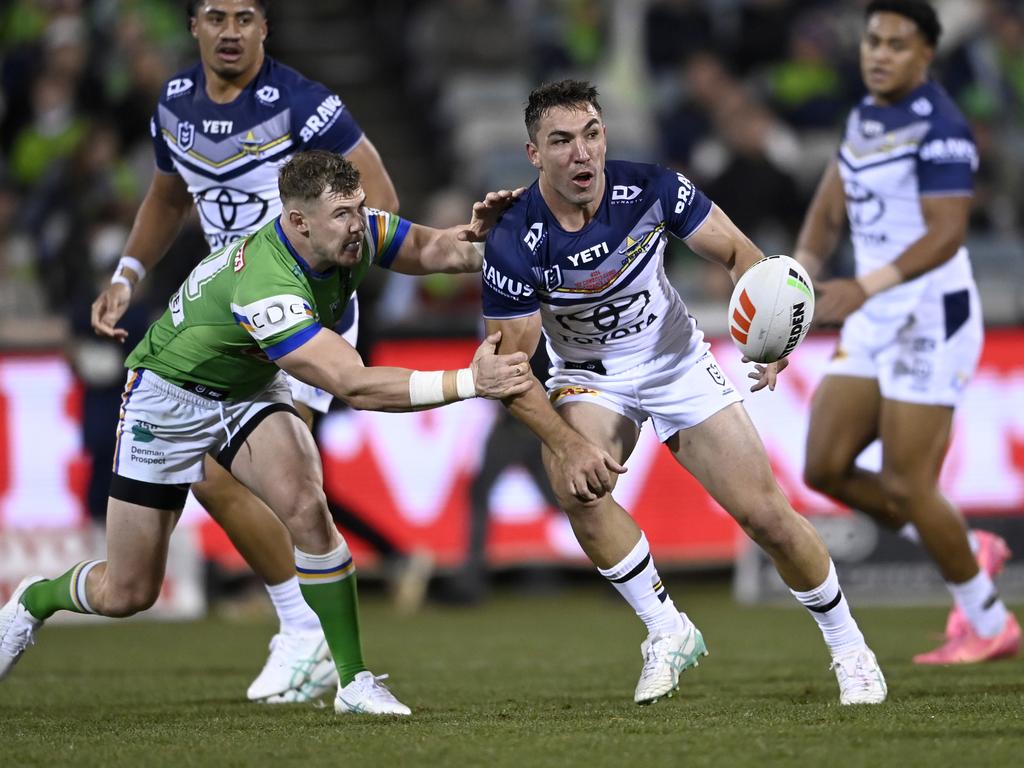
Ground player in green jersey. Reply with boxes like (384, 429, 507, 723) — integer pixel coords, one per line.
(0, 150, 531, 716)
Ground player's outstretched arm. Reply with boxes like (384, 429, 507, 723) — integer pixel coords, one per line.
(276, 328, 531, 412)
(91, 172, 194, 342)
(485, 315, 626, 504)
(386, 188, 525, 275)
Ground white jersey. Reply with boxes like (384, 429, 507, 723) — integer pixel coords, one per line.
(838, 81, 977, 323)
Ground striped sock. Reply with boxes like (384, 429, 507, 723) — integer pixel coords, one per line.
(790, 559, 865, 656)
(295, 540, 365, 685)
(21, 560, 102, 621)
(598, 533, 685, 636)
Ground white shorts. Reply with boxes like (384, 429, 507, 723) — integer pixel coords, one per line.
(546, 345, 743, 442)
(827, 285, 983, 406)
(284, 297, 359, 413)
(112, 369, 296, 487)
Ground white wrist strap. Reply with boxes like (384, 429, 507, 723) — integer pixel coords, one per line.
(112, 256, 147, 288)
(409, 368, 476, 407)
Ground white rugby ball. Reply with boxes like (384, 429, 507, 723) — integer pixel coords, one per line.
(728, 255, 814, 364)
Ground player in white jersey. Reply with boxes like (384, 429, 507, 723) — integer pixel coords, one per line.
(88, 0, 414, 703)
(482, 80, 886, 706)
(795, 0, 1019, 664)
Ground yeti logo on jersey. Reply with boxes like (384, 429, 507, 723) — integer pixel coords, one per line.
(232, 295, 315, 341)
(256, 85, 280, 104)
(611, 185, 642, 203)
(195, 186, 271, 234)
(299, 94, 344, 142)
(177, 121, 196, 151)
(166, 78, 194, 98)
(524, 222, 545, 251)
(556, 290, 651, 336)
(202, 120, 234, 134)
(483, 258, 535, 300)
(844, 180, 885, 227)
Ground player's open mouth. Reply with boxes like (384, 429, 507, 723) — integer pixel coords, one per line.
(572, 171, 594, 189)
(216, 44, 243, 63)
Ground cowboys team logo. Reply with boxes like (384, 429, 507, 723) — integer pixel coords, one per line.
(196, 186, 270, 233)
(556, 290, 651, 335)
(177, 121, 196, 151)
(240, 130, 263, 157)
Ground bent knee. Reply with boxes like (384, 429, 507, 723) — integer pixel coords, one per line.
(803, 459, 849, 497)
(100, 584, 161, 617)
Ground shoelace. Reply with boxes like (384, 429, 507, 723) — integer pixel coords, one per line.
(830, 654, 876, 694)
(641, 637, 672, 676)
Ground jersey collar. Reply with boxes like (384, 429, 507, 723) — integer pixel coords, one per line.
(274, 218, 337, 279)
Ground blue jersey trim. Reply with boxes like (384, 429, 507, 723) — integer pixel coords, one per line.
(376, 217, 411, 269)
(264, 322, 322, 360)
(274, 219, 337, 279)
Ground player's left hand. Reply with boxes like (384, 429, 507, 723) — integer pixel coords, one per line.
(457, 187, 527, 243)
(814, 278, 866, 326)
(744, 356, 789, 392)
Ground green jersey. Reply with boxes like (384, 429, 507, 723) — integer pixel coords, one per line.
(126, 209, 409, 399)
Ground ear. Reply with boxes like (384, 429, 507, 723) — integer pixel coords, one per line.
(288, 208, 309, 236)
(526, 141, 541, 170)
(190, 17, 198, 39)
(259, 17, 268, 43)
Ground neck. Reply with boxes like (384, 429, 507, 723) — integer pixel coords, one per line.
(538, 172, 604, 232)
(871, 75, 926, 107)
(277, 216, 331, 272)
(203, 50, 264, 104)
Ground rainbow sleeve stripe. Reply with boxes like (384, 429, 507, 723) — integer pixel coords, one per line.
(296, 556, 356, 585)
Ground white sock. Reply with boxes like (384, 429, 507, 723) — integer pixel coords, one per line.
(948, 570, 1008, 638)
(597, 533, 685, 636)
(790, 559, 865, 656)
(899, 523, 979, 554)
(266, 576, 322, 633)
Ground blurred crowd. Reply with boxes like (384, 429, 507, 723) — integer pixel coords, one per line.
(1, 0, 1022, 351)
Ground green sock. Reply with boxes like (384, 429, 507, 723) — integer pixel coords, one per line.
(295, 544, 365, 685)
(21, 560, 103, 620)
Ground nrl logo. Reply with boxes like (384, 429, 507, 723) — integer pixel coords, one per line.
(177, 121, 196, 151)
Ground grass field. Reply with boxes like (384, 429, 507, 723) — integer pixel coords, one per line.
(2, 578, 1022, 768)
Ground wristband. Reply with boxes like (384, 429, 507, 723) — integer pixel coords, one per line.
(856, 264, 902, 298)
(112, 255, 147, 287)
(409, 368, 477, 407)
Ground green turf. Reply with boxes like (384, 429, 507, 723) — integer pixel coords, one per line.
(2, 580, 1022, 768)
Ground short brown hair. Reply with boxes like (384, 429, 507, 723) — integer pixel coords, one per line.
(278, 150, 361, 205)
(525, 80, 602, 143)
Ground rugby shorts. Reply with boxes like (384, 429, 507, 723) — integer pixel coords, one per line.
(827, 284, 983, 407)
(111, 369, 297, 507)
(547, 343, 743, 442)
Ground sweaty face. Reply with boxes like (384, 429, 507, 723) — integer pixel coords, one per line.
(528, 103, 607, 211)
(860, 12, 933, 105)
(305, 186, 367, 268)
(191, 1, 267, 81)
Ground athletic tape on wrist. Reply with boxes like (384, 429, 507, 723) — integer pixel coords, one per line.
(112, 255, 147, 287)
(455, 368, 475, 399)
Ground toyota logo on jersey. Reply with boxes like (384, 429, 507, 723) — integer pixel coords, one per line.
(556, 290, 651, 335)
(196, 186, 271, 233)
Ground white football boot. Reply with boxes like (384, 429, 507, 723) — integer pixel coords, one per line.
(247, 630, 339, 703)
(0, 576, 45, 681)
(830, 646, 887, 705)
(634, 613, 708, 704)
(335, 671, 411, 716)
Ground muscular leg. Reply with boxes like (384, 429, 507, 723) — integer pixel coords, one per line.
(802, 375, 903, 527)
(878, 400, 976, 582)
(543, 402, 641, 568)
(229, 410, 366, 686)
(669, 403, 828, 590)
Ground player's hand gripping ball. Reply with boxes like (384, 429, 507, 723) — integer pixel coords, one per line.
(728, 255, 815, 364)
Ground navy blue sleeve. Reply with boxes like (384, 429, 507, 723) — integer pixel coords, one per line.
(916, 119, 977, 196)
(652, 166, 713, 239)
(292, 80, 365, 155)
(481, 226, 540, 319)
(150, 108, 175, 173)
